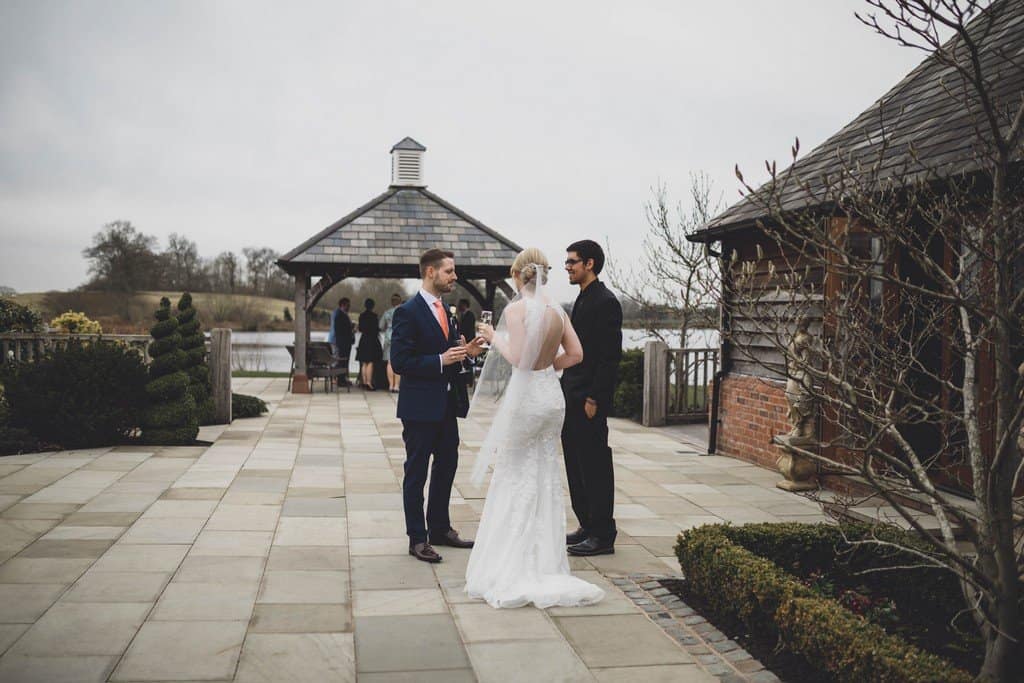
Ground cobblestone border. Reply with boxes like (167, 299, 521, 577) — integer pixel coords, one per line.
(612, 574, 781, 683)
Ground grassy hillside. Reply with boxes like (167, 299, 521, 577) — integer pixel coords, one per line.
(11, 291, 303, 333)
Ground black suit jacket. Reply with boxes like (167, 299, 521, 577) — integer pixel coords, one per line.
(390, 295, 470, 421)
(561, 280, 623, 410)
(458, 310, 476, 341)
(333, 308, 354, 350)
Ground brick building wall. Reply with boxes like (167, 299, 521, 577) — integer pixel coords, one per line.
(714, 373, 790, 468)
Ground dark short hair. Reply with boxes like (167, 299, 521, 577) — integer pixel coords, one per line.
(420, 248, 454, 277)
(391, 293, 402, 301)
(566, 239, 605, 275)
(364, 298, 375, 310)
(458, 298, 470, 307)
(339, 297, 350, 306)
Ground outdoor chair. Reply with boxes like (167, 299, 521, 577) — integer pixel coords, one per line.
(286, 344, 350, 393)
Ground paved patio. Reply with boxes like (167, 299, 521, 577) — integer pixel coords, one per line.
(0, 378, 830, 682)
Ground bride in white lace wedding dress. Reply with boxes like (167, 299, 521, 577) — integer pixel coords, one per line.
(464, 248, 604, 609)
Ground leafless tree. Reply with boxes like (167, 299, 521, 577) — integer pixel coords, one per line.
(241, 247, 278, 296)
(162, 233, 203, 291)
(721, 2, 1022, 679)
(608, 173, 721, 348)
(211, 251, 240, 293)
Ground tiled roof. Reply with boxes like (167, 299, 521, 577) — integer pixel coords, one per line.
(390, 137, 427, 152)
(277, 187, 522, 275)
(695, 0, 1024, 239)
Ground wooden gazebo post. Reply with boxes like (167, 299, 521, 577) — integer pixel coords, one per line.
(292, 267, 310, 393)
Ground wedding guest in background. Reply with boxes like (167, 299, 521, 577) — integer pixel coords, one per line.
(457, 298, 475, 343)
(330, 297, 354, 387)
(356, 298, 383, 390)
(380, 293, 403, 393)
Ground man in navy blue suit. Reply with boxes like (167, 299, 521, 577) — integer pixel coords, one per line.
(390, 249, 484, 563)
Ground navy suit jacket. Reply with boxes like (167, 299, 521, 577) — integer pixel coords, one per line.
(390, 295, 470, 422)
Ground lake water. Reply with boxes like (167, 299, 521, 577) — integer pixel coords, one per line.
(231, 328, 720, 374)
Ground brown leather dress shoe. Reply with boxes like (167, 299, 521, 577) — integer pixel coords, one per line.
(409, 542, 442, 563)
(429, 528, 474, 549)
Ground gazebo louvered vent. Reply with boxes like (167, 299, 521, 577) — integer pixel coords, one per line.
(391, 137, 426, 187)
(277, 137, 522, 393)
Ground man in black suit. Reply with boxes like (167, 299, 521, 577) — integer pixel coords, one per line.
(561, 239, 622, 556)
(457, 299, 475, 343)
(331, 298, 355, 387)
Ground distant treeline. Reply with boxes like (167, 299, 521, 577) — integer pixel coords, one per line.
(80, 220, 296, 299)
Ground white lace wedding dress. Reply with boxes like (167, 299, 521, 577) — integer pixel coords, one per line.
(464, 274, 604, 609)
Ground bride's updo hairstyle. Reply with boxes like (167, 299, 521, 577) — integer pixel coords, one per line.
(511, 247, 550, 287)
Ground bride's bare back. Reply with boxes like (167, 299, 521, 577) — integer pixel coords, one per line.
(498, 299, 583, 371)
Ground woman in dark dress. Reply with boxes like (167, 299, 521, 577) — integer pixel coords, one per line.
(356, 298, 383, 390)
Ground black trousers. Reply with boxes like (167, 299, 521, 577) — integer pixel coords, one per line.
(561, 396, 616, 541)
(401, 396, 459, 544)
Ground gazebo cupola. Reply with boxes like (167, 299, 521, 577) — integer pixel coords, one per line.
(277, 137, 522, 393)
(391, 137, 426, 187)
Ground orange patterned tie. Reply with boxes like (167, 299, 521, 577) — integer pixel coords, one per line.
(432, 300, 449, 338)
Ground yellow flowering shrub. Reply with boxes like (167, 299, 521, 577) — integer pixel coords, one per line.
(49, 311, 102, 335)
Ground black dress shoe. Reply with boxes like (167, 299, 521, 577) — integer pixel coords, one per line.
(566, 527, 588, 545)
(409, 542, 443, 563)
(429, 528, 474, 548)
(567, 537, 615, 556)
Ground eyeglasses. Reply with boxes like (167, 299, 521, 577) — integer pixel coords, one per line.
(564, 258, 584, 266)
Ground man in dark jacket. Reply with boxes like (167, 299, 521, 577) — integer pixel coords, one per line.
(331, 298, 355, 386)
(561, 239, 622, 556)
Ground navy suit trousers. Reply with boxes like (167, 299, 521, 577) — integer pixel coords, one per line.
(401, 392, 459, 544)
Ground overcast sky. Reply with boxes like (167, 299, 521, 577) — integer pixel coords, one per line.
(0, 1, 926, 303)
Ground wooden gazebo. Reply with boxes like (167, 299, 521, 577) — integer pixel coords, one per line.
(277, 137, 522, 392)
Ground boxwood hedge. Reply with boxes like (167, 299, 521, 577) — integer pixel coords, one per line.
(675, 523, 972, 683)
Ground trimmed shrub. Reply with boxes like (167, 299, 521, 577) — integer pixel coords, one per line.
(232, 393, 267, 419)
(141, 297, 197, 445)
(0, 397, 42, 455)
(712, 522, 969, 645)
(1, 340, 147, 449)
(49, 310, 102, 334)
(675, 524, 972, 683)
(612, 348, 643, 420)
(177, 293, 214, 424)
(0, 298, 43, 333)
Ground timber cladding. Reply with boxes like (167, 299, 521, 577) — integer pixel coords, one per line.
(715, 373, 790, 468)
(723, 232, 824, 381)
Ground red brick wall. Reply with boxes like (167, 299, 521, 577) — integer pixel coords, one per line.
(714, 373, 789, 468)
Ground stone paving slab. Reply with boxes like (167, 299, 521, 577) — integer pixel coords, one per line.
(0, 377, 832, 681)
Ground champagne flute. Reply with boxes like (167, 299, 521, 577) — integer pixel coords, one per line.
(477, 310, 493, 349)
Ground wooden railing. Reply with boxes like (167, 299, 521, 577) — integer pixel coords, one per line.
(0, 333, 152, 364)
(666, 347, 718, 422)
(642, 341, 719, 426)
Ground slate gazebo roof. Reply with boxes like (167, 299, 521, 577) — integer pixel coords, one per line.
(276, 185, 522, 281)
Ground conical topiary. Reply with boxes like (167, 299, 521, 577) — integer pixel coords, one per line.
(177, 292, 215, 424)
(141, 297, 198, 444)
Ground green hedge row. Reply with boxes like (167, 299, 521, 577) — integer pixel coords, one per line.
(612, 348, 643, 420)
(675, 524, 972, 683)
